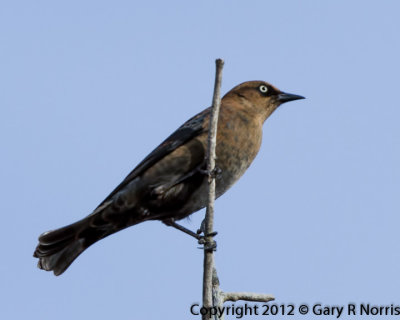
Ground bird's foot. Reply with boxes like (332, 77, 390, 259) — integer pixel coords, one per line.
(197, 237, 217, 251)
(196, 219, 218, 251)
(163, 218, 217, 250)
(198, 166, 222, 180)
(163, 218, 202, 240)
(196, 220, 218, 239)
(199, 239, 217, 251)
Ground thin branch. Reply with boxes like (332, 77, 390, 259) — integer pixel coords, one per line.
(222, 292, 275, 303)
(200, 60, 275, 320)
(202, 59, 224, 318)
(212, 268, 224, 320)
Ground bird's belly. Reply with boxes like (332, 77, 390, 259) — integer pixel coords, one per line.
(178, 129, 261, 218)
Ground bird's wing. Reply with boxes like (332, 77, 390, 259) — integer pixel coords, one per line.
(97, 107, 210, 207)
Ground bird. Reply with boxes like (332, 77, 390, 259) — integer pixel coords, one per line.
(33, 80, 304, 276)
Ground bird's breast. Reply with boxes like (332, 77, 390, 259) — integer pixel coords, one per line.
(214, 113, 262, 197)
(176, 109, 263, 219)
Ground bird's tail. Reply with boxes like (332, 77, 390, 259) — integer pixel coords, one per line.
(33, 209, 143, 276)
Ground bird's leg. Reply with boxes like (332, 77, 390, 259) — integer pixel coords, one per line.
(163, 218, 217, 249)
(163, 218, 203, 240)
(196, 219, 218, 238)
(196, 219, 206, 236)
(197, 217, 218, 250)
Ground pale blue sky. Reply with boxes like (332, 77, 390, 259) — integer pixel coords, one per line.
(1, 1, 400, 319)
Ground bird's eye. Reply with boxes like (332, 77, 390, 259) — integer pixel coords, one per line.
(259, 85, 268, 93)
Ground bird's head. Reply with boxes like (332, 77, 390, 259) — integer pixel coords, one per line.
(223, 80, 305, 122)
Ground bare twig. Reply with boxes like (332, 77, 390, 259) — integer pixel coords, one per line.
(211, 269, 224, 319)
(202, 58, 224, 319)
(201, 59, 275, 320)
(221, 292, 275, 303)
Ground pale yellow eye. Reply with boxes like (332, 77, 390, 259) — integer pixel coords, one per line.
(259, 85, 268, 93)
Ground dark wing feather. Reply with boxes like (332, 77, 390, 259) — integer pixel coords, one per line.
(97, 108, 210, 207)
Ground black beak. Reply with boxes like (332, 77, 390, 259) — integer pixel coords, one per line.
(277, 92, 305, 103)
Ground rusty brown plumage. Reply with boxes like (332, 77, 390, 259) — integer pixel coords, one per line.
(33, 80, 304, 275)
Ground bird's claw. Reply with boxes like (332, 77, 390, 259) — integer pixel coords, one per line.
(199, 166, 222, 180)
(196, 229, 218, 251)
(198, 238, 217, 251)
(196, 224, 218, 238)
(211, 167, 222, 179)
(196, 217, 217, 249)
(196, 231, 218, 240)
(205, 240, 217, 251)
